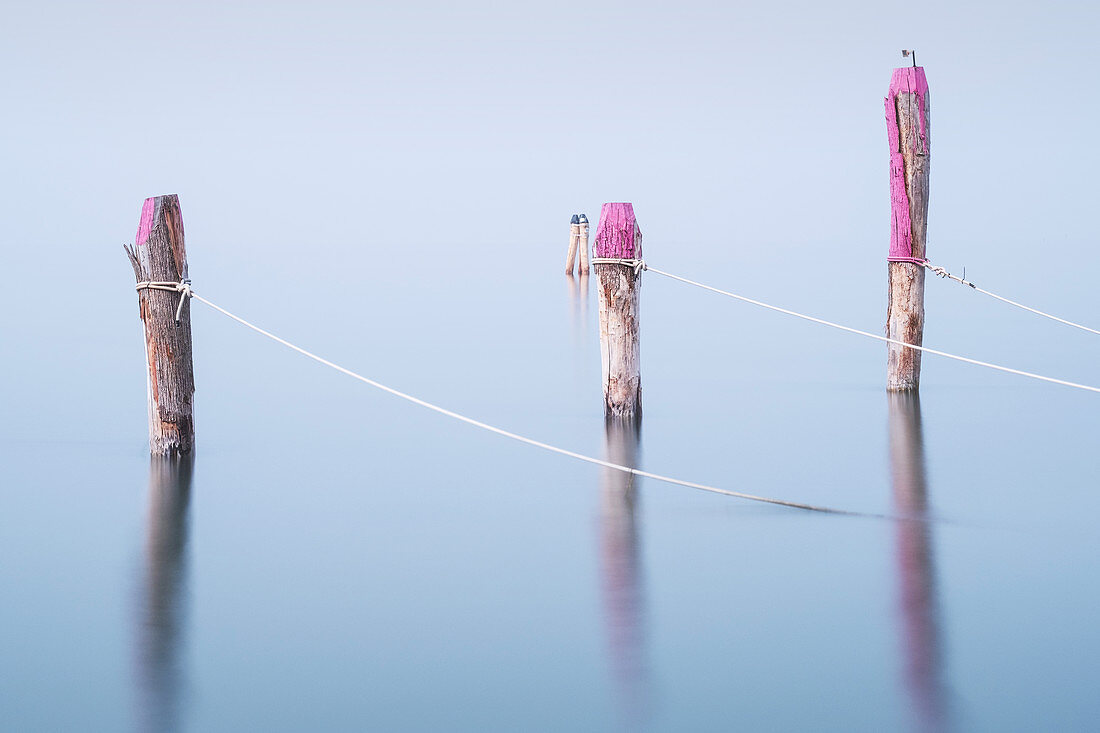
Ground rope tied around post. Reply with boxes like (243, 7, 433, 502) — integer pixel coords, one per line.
(590, 257, 647, 275)
(136, 279, 193, 322)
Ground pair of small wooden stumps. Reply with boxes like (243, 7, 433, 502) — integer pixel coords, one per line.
(565, 213, 590, 275)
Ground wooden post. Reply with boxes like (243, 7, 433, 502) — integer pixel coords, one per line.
(124, 195, 196, 455)
(885, 64, 930, 391)
(566, 214, 581, 274)
(577, 213, 590, 272)
(594, 203, 643, 417)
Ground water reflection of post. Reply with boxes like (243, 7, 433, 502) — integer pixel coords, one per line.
(566, 271, 591, 330)
(135, 456, 193, 733)
(580, 269, 589, 319)
(600, 417, 649, 726)
(888, 393, 949, 732)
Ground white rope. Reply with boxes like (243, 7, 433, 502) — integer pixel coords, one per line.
(178, 285, 872, 517)
(644, 266, 1100, 395)
(136, 279, 192, 322)
(923, 262, 1100, 337)
(591, 257, 647, 275)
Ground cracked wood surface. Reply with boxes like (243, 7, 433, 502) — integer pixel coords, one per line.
(595, 203, 642, 417)
(886, 69, 930, 391)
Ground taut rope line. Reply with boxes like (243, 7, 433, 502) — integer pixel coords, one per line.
(643, 266, 1100, 395)
(922, 261, 1100, 337)
(134, 260, 1100, 518)
(166, 281, 872, 517)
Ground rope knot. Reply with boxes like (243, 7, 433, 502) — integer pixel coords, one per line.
(175, 280, 193, 322)
(135, 279, 193, 322)
(590, 257, 646, 275)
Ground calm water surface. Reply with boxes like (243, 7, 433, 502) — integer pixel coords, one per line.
(4, 257, 1100, 732)
(5, 1, 1100, 728)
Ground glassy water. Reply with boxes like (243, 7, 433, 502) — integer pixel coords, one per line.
(5, 260, 1100, 732)
(135, 458, 193, 733)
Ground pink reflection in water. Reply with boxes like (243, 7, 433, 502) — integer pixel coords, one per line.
(599, 418, 650, 728)
(889, 394, 951, 732)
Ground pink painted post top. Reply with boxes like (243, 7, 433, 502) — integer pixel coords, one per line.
(594, 202, 638, 259)
(135, 196, 156, 249)
(885, 66, 929, 264)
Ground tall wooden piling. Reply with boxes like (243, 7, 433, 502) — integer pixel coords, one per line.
(885, 64, 930, 391)
(124, 195, 196, 455)
(594, 203, 643, 417)
(566, 214, 581, 274)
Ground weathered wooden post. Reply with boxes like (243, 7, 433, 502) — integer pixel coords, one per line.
(566, 214, 581, 274)
(124, 195, 196, 455)
(577, 213, 590, 272)
(885, 60, 930, 391)
(593, 203, 643, 417)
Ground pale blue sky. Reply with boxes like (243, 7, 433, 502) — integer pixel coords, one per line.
(3, 0, 1097, 274)
(4, 0, 1100, 437)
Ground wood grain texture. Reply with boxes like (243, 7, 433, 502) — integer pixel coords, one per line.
(125, 195, 196, 455)
(887, 262, 926, 390)
(885, 67, 929, 262)
(595, 204, 642, 417)
(886, 70, 930, 391)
